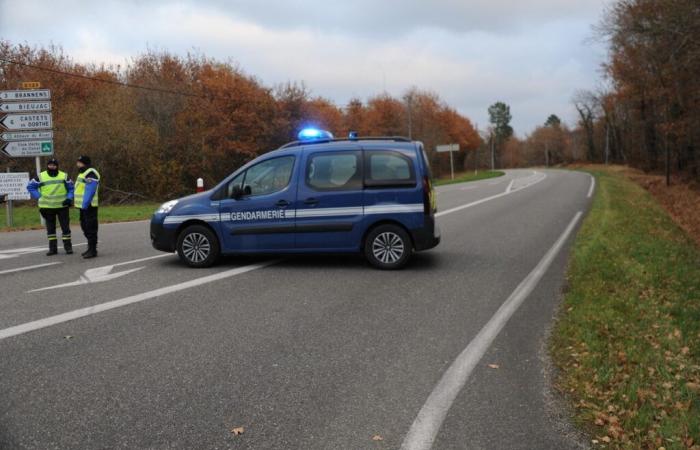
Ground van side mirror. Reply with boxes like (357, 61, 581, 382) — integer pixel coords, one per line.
(230, 185, 243, 199)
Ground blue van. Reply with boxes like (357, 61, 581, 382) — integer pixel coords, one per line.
(150, 131, 440, 269)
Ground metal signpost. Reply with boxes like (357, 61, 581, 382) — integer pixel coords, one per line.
(0, 84, 54, 226)
(436, 143, 460, 180)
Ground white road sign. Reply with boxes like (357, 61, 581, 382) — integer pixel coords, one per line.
(0, 172, 30, 200)
(0, 101, 52, 113)
(0, 113, 53, 131)
(436, 144, 460, 153)
(0, 89, 51, 101)
(1, 130, 54, 141)
(1, 140, 54, 157)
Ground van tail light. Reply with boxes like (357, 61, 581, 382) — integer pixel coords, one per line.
(422, 176, 436, 215)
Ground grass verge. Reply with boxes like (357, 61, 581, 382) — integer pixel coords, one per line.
(0, 203, 160, 231)
(551, 168, 700, 448)
(434, 170, 504, 186)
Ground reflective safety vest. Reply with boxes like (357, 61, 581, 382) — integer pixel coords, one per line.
(38, 170, 69, 209)
(74, 167, 101, 208)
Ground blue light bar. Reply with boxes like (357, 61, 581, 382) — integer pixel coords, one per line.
(298, 128, 334, 141)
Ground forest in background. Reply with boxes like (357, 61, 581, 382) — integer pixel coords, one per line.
(0, 42, 479, 202)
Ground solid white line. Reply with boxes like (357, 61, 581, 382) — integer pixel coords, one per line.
(112, 253, 173, 267)
(0, 262, 62, 275)
(0, 260, 278, 341)
(505, 180, 514, 193)
(400, 211, 583, 450)
(436, 172, 546, 218)
(587, 175, 595, 198)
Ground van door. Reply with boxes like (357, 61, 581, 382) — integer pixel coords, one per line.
(218, 155, 297, 252)
(294, 149, 365, 251)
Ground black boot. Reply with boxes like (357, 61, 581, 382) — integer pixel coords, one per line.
(82, 244, 97, 259)
(64, 240, 73, 255)
(46, 240, 58, 256)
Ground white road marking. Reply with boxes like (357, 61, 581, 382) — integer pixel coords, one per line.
(505, 180, 514, 193)
(587, 175, 595, 198)
(0, 243, 87, 260)
(0, 260, 278, 341)
(28, 254, 173, 292)
(0, 262, 62, 275)
(460, 186, 478, 191)
(436, 172, 547, 218)
(400, 211, 583, 450)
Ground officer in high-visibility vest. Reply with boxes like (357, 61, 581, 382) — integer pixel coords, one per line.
(74, 155, 101, 259)
(26, 158, 74, 256)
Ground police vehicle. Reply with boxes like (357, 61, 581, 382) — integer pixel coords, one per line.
(150, 129, 440, 269)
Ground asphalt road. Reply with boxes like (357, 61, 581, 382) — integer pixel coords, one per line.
(0, 169, 593, 449)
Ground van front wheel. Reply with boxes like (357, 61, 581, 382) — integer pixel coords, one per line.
(364, 224, 412, 270)
(177, 225, 220, 268)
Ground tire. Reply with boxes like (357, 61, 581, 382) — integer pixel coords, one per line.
(364, 224, 413, 270)
(176, 225, 220, 268)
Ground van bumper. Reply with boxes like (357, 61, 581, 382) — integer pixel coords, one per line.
(411, 219, 440, 251)
(150, 219, 177, 253)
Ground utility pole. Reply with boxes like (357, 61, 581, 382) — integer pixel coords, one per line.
(490, 132, 495, 171)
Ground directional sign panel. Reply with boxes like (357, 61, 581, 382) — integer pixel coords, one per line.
(0, 172, 31, 200)
(1, 140, 54, 157)
(0, 113, 53, 131)
(1, 130, 54, 141)
(436, 144, 460, 153)
(0, 101, 52, 113)
(0, 89, 51, 101)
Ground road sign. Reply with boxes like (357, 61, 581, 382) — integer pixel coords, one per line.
(0, 101, 52, 113)
(436, 144, 460, 153)
(436, 143, 460, 180)
(0, 89, 51, 101)
(1, 140, 54, 157)
(0, 172, 30, 200)
(0, 113, 53, 130)
(20, 82, 41, 89)
(1, 130, 54, 141)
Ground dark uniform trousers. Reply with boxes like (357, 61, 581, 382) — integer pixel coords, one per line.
(80, 206, 99, 247)
(40, 207, 71, 243)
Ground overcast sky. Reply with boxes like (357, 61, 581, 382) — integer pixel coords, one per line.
(0, 0, 611, 135)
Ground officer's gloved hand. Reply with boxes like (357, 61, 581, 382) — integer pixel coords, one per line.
(62, 199, 72, 207)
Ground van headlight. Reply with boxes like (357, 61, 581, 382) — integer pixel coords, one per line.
(157, 200, 178, 214)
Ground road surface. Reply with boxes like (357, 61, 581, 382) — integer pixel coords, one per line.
(0, 169, 593, 449)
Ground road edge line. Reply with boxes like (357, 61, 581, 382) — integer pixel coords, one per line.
(400, 211, 583, 450)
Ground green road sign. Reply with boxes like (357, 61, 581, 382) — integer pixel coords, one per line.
(41, 141, 53, 153)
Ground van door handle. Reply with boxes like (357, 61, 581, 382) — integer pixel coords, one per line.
(304, 197, 319, 205)
(275, 199, 289, 207)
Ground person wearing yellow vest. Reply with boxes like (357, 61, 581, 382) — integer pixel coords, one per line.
(26, 158, 74, 256)
(75, 155, 101, 259)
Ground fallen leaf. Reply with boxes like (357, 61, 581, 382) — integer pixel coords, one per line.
(487, 364, 500, 369)
(372, 435, 384, 441)
(686, 382, 700, 392)
(230, 426, 245, 436)
(601, 436, 611, 443)
(681, 346, 690, 355)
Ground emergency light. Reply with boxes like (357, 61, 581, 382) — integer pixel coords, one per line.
(298, 128, 333, 141)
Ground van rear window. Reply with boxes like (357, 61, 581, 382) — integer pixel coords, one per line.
(364, 150, 416, 188)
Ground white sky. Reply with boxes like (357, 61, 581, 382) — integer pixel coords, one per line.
(0, 0, 611, 135)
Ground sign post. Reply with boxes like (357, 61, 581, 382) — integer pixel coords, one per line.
(436, 143, 460, 180)
(0, 84, 53, 226)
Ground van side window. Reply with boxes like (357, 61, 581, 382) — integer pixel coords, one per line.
(306, 152, 362, 191)
(365, 151, 416, 187)
(224, 156, 294, 198)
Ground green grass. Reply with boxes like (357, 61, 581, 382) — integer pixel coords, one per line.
(434, 170, 505, 186)
(551, 169, 700, 448)
(0, 202, 160, 231)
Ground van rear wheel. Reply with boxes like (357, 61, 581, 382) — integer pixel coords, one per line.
(364, 224, 412, 270)
(177, 225, 220, 268)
